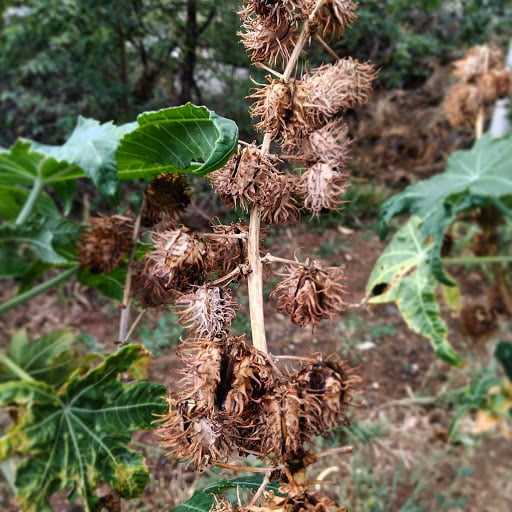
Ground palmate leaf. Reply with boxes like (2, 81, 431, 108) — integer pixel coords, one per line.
(32, 116, 131, 202)
(0, 328, 80, 387)
(116, 103, 239, 179)
(0, 344, 167, 512)
(366, 217, 462, 366)
(379, 133, 512, 283)
(171, 476, 283, 512)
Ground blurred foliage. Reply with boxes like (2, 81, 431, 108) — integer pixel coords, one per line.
(0, 0, 249, 146)
(333, 0, 512, 88)
(1, 0, 511, 145)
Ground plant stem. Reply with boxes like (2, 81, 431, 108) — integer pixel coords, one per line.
(442, 255, 512, 265)
(0, 355, 37, 382)
(118, 201, 145, 344)
(246, 0, 325, 354)
(16, 178, 44, 225)
(0, 265, 78, 315)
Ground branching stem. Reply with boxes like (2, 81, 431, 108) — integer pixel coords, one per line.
(118, 198, 145, 344)
(247, 0, 326, 354)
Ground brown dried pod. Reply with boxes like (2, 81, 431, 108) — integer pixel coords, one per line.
(295, 358, 360, 434)
(249, 78, 295, 139)
(313, 0, 358, 37)
(239, 0, 304, 23)
(271, 259, 346, 328)
(240, 15, 297, 64)
(211, 221, 250, 275)
(299, 163, 348, 216)
(444, 83, 483, 129)
(247, 490, 339, 512)
(295, 121, 352, 167)
(158, 402, 233, 468)
(143, 228, 210, 291)
(299, 59, 375, 130)
(459, 303, 497, 340)
(223, 335, 275, 418)
(78, 214, 134, 274)
(478, 68, 512, 103)
(452, 45, 503, 83)
(211, 144, 300, 225)
(131, 262, 176, 308)
(142, 173, 191, 226)
(175, 286, 237, 339)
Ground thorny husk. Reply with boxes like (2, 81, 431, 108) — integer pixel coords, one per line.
(157, 334, 360, 470)
(78, 214, 134, 274)
(445, 44, 512, 129)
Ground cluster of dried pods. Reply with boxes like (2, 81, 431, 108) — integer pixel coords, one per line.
(78, 1, 376, 510)
(445, 44, 512, 131)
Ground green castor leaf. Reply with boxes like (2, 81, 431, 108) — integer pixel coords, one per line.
(366, 217, 463, 366)
(116, 103, 238, 179)
(0, 344, 167, 512)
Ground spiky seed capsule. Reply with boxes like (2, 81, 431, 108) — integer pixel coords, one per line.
(78, 215, 134, 274)
(295, 121, 352, 167)
(299, 164, 348, 216)
(210, 144, 300, 225)
(240, 15, 296, 64)
(175, 286, 237, 339)
(142, 173, 191, 226)
(271, 259, 346, 328)
(478, 68, 512, 102)
(444, 83, 483, 129)
(314, 0, 358, 37)
(211, 222, 250, 275)
(452, 45, 504, 83)
(143, 228, 209, 291)
(131, 263, 176, 307)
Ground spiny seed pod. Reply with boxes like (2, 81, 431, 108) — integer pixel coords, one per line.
(295, 121, 352, 167)
(478, 68, 512, 102)
(211, 221, 250, 275)
(142, 173, 191, 226)
(131, 262, 176, 307)
(299, 163, 348, 216)
(452, 45, 504, 83)
(249, 79, 294, 139)
(175, 286, 237, 339)
(143, 228, 210, 291)
(158, 403, 233, 468)
(445, 83, 483, 129)
(210, 144, 300, 225)
(240, 15, 297, 64)
(249, 490, 339, 512)
(299, 59, 375, 130)
(271, 259, 346, 328)
(313, 0, 357, 37)
(239, 0, 304, 22)
(78, 214, 134, 274)
(295, 358, 360, 434)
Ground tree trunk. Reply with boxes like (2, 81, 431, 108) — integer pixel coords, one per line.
(179, 0, 198, 103)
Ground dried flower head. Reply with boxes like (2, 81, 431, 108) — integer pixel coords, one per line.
(271, 259, 346, 328)
(143, 228, 210, 291)
(142, 173, 191, 226)
(175, 286, 237, 338)
(210, 144, 300, 225)
(314, 0, 357, 37)
(252, 490, 339, 512)
(78, 214, 134, 274)
(445, 83, 483, 129)
(240, 15, 297, 64)
(211, 221, 250, 275)
(299, 163, 348, 215)
(452, 45, 503, 83)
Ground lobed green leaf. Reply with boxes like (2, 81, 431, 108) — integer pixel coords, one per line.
(366, 217, 462, 366)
